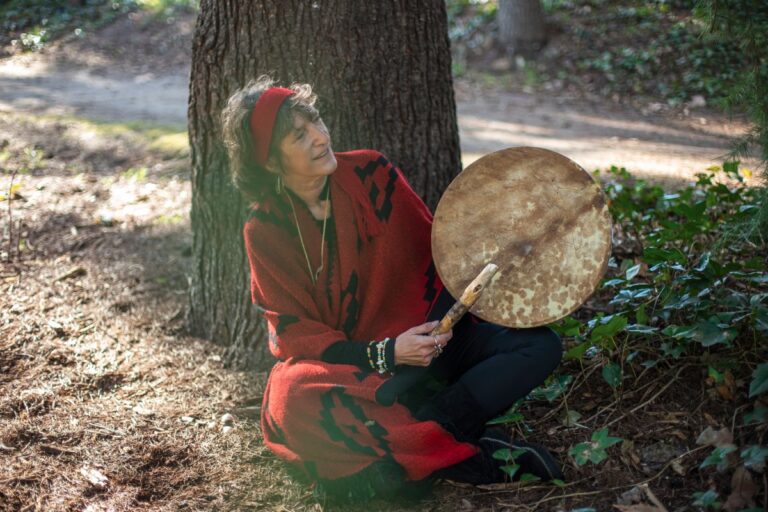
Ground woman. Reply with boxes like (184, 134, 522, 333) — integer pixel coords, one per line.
(222, 76, 564, 502)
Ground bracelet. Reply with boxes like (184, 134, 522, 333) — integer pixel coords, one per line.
(375, 339, 387, 374)
(367, 338, 393, 374)
(366, 341, 377, 370)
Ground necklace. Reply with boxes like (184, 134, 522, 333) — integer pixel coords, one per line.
(286, 182, 330, 285)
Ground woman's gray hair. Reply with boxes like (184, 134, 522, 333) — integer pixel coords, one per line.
(221, 75, 320, 203)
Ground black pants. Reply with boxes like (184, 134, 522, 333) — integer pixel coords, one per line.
(414, 287, 563, 439)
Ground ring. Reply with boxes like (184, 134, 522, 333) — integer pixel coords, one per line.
(433, 336, 443, 357)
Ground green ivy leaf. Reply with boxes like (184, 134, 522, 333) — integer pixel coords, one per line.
(569, 428, 622, 466)
(700, 445, 737, 472)
(635, 304, 649, 325)
(691, 319, 737, 347)
(500, 463, 520, 479)
(530, 375, 573, 403)
(625, 263, 641, 280)
(692, 489, 719, 508)
(662, 324, 696, 339)
(625, 324, 658, 334)
(749, 363, 768, 397)
(487, 411, 524, 425)
(592, 428, 623, 449)
(740, 445, 768, 472)
(570, 441, 594, 466)
(550, 316, 583, 337)
(519, 472, 541, 483)
(590, 315, 628, 342)
(602, 362, 622, 388)
(743, 405, 768, 425)
(492, 448, 512, 462)
(564, 341, 591, 360)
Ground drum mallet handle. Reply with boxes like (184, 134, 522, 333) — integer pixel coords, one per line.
(374, 263, 499, 406)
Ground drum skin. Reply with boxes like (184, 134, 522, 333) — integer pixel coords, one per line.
(432, 147, 612, 327)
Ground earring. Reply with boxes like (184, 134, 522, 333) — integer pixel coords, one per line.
(275, 174, 284, 195)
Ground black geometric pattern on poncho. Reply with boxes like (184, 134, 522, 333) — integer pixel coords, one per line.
(354, 156, 398, 222)
(262, 392, 287, 445)
(368, 168, 398, 222)
(340, 272, 360, 337)
(270, 314, 299, 351)
(318, 385, 392, 457)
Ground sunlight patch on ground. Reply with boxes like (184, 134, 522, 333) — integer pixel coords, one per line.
(459, 114, 761, 186)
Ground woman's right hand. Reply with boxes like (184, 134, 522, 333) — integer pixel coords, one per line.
(394, 320, 453, 367)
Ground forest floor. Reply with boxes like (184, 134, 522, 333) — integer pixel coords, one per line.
(1, 7, 765, 512)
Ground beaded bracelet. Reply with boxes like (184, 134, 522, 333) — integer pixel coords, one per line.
(364, 338, 392, 374)
(366, 341, 377, 370)
(375, 339, 387, 374)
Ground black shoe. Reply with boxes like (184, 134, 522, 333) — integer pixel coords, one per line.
(479, 429, 564, 482)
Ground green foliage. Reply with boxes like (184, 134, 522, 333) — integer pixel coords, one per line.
(569, 428, 623, 465)
(748, 363, 768, 397)
(740, 445, 768, 472)
(547, 162, 765, 474)
(580, 164, 766, 366)
(700, 445, 737, 472)
(0, 0, 198, 51)
(696, 0, 768, 236)
(692, 489, 720, 508)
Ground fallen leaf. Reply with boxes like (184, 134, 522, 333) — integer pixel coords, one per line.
(723, 466, 757, 512)
(696, 426, 733, 447)
(671, 459, 686, 475)
(55, 266, 87, 282)
(717, 371, 735, 401)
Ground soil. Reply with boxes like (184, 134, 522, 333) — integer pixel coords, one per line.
(0, 8, 765, 512)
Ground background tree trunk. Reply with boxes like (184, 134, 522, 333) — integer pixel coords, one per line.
(498, 0, 547, 58)
(188, 0, 462, 370)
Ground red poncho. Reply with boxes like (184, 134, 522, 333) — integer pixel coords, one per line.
(244, 150, 478, 483)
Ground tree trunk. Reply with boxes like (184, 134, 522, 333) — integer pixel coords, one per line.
(498, 0, 547, 58)
(188, 0, 461, 370)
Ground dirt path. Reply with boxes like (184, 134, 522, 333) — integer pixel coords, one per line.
(1, 52, 758, 184)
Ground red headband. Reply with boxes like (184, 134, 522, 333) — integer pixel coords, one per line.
(249, 87, 294, 166)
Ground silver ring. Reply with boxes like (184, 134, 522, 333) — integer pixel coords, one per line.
(433, 336, 443, 357)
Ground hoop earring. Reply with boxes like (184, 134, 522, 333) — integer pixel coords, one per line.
(275, 174, 284, 195)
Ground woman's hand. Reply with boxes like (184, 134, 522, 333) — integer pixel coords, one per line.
(394, 320, 453, 366)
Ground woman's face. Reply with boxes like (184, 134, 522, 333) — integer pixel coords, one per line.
(274, 112, 338, 182)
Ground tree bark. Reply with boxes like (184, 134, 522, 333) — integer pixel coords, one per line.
(188, 0, 462, 370)
(498, 0, 547, 58)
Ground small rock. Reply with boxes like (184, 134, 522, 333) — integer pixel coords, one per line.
(640, 441, 685, 471)
(180, 416, 195, 423)
(617, 485, 644, 505)
(220, 413, 235, 425)
(222, 425, 233, 434)
(689, 95, 706, 108)
(132, 404, 154, 416)
(80, 466, 108, 490)
(47, 320, 65, 336)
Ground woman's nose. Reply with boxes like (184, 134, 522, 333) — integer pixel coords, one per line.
(309, 123, 329, 145)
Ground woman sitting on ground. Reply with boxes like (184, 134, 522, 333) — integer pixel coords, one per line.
(221, 76, 564, 502)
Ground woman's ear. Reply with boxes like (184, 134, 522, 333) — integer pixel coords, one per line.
(264, 155, 280, 175)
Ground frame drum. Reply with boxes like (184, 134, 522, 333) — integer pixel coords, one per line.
(432, 147, 612, 327)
